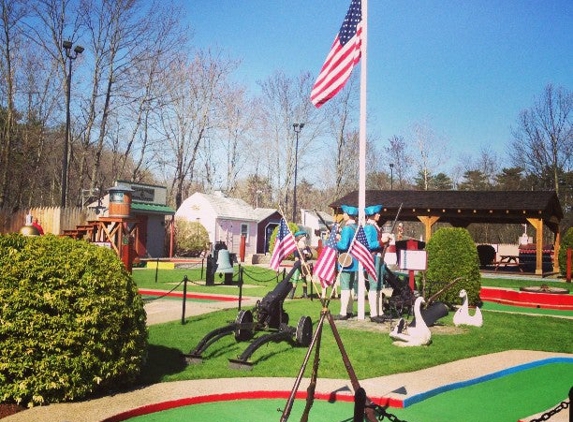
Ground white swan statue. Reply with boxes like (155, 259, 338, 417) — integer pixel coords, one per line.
(389, 297, 431, 347)
(453, 289, 483, 327)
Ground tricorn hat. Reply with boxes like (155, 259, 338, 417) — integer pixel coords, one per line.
(340, 204, 358, 216)
(365, 204, 383, 216)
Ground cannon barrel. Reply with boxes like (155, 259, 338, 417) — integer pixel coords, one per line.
(255, 261, 300, 329)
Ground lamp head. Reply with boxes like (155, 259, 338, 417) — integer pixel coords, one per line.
(63, 40, 72, 49)
(74, 45, 84, 54)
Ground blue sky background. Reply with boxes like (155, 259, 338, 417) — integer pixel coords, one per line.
(183, 1, 573, 168)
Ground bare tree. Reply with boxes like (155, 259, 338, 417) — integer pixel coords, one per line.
(409, 121, 449, 191)
(0, 0, 27, 209)
(319, 74, 359, 201)
(510, 84, 573, 195)
(458, 146, 500, 189)
(156, 50, 238, 209)
(255, 70, 319, 217)
(384, 135, 412, 189)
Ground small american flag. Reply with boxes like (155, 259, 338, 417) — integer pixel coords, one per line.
(269, 218, 297, 271)
(313, 224, 339, 287)
(310, 0, 362, 108)
(349, 225, 376, 280)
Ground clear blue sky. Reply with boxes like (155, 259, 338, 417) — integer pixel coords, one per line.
(183, 1, 573, 167)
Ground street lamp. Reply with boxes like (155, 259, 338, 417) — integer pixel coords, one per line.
(292, 123, 304, 223)
(390, 163, 394, 190)
(61, 40, 84, 208)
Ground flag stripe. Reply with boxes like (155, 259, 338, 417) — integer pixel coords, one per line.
(310, 0, 362, 108)
(310, 27, 362, 106)
(313, 224, 338, 287)
(349, 225, 377, 280)
(269, 218, 297, 271)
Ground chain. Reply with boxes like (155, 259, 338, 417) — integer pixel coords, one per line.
(367, 403, 408, 422)
(142, 278, 185, 303)
(241, 266, 281, 283)
(529, 400, 569, 422)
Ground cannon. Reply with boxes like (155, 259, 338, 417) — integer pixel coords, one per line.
(183, 261, 313, 370)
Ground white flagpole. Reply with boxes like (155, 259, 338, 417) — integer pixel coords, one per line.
(357, 0, 368, 320)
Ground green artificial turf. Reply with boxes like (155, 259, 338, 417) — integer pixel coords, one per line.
(125, 362, 573, 422)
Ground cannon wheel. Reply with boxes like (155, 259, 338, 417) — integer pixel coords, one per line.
(234, 310, 254, 342)
(295, 316, 312, 347)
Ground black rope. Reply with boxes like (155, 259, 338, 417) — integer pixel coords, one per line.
(142, 278, 186, 303)
(241, 266, 281, 283)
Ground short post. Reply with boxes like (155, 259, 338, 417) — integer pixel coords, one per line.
(567, 248, 572, 283)
(238, 265, 243, 311)
(181, 275, 189, 325)
(154, 258, 159, 283)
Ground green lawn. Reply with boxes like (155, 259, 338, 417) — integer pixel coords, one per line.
(133, 266, 573, 386)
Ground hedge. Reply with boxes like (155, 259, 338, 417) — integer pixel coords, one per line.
(0, 234, 147, 407)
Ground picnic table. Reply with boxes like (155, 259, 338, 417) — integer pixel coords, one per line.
(494, 254, 523, 272)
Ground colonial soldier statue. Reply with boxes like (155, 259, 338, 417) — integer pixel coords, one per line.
(363, 204, 389, 323)
(334, 205, 359, 320)
(290, 230, 312, 298)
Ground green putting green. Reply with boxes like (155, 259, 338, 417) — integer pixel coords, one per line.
(122, 360, 573, 422)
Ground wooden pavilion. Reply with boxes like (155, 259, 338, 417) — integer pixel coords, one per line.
(330, 190, 564, 275)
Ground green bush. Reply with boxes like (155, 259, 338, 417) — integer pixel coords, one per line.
(424, 227, 481, 307)
(558, 227, 573, 276)
(175, 220, 210, 256)
(0, 234, 147, 407)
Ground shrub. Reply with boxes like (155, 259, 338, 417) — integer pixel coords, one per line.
(558, 227, 573, 276)
(424, 227, 481, 307)
(0, 234, 147, 407)
(175, 220, 210, 256)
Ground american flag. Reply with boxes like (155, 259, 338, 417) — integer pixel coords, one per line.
(310, 0, 362, 108)
(313, 224, 339, 288)
(269, 218, 297, 271)
(348, 225, 376, 280)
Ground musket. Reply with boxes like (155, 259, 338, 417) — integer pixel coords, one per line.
(380, 202, 403, 262)
(314, 209, 332, 231)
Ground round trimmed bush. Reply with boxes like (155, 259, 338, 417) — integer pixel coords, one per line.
(175, 220, 210, 256)
(0, 234, 147, 407)
(424, 227, 482, 307)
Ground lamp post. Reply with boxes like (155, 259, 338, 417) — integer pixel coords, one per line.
(292, 123, 304, 223)
(61, 40, 84, 208)
(390, 163, 394, 190)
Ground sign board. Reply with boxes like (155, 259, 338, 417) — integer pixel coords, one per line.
(399, 250, 427, 271)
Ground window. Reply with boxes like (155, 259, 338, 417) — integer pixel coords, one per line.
(241, 224, 248, 241)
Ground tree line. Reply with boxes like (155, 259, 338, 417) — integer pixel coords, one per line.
(1, 1, 572, 230)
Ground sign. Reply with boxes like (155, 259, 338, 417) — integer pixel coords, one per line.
(399, 250, 427, 271)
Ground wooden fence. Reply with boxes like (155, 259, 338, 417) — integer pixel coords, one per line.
(0, 207, 98, 235)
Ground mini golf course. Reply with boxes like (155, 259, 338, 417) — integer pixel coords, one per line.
(103, 358, 573, 422)
(106, 286, 572, 422)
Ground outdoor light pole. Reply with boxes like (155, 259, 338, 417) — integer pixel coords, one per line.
(390, 163, 394, 190)
(292, 123, 304, 223)
(61, 40, 84, 208)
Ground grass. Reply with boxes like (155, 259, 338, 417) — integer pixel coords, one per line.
(133, 266, 573, 387)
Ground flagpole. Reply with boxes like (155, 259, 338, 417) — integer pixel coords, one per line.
(357, 0, 368, 320)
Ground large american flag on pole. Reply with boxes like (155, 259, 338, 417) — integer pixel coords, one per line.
(269, 218, 297, 271)
(348, 225, 376, 280)
(310, 0, 362, 108)
(313, 224, 339, 287)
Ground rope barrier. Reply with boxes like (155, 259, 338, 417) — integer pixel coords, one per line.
(142, 278, 186, 303)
